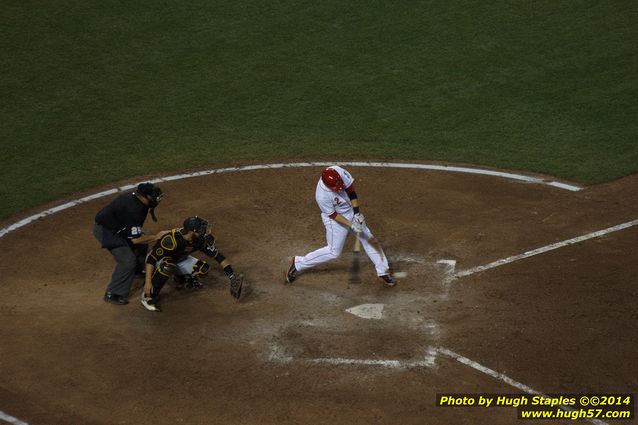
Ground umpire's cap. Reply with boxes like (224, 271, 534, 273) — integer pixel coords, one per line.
(137, 182, 163, 207)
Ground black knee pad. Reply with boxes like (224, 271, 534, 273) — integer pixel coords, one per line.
(157, 258, 176, 276)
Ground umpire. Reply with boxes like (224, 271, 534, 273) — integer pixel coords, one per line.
(93, 182, 167, 305)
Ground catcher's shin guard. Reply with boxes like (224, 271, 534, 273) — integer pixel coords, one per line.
(181, 260, 209, 289)
(151, 258, 175, 295)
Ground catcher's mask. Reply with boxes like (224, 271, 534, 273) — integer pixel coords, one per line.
(183, 216, 209, 236)
(321, 167, 344, 192)
(137, 183, 163, 208)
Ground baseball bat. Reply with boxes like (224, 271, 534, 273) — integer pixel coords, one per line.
(349, 232, 362, 283)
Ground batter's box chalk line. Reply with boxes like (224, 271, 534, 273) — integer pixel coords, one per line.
(266, 342, 437, 369)
(387, 255, 457, 287)
(389, 254, 456, 268)
(265, 343, 608, 425)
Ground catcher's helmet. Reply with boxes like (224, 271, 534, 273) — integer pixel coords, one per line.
(137, 183, 163, 208)
(321, 167, 344, 192)
(183, 216, 209, 235)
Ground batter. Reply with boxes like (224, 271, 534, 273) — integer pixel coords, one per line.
(286, 166, 396, 287)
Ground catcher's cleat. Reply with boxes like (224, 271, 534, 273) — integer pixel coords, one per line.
(285, 257, 297, 284)
(378, 274, 396, 287)
(141, 294, 161, 312)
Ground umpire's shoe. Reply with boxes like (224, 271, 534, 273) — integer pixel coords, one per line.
(141, 294, 161, 312)
(285, 257, 297, 284)
(104, 292, 128, 305)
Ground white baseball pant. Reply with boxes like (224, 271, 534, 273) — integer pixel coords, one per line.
(174, 256, 200, 275)
(294, 212, 389, 276)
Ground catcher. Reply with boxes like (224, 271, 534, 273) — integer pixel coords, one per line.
(141, 216, 244, 312)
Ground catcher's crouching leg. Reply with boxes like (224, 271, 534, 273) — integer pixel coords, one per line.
(187, 259, 209, 289)
(142, 258, 175, 312)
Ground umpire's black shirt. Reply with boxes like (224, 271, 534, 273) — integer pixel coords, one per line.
(95, 192, 148, 239)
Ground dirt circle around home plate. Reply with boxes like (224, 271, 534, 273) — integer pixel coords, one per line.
(1, 163, 637, 425)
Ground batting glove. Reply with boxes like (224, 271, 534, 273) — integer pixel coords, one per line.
(351, 221, 362, 233)
(354, 212, 365, 225)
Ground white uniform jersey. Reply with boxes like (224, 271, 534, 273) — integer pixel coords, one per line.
(315, 166, 355, 218)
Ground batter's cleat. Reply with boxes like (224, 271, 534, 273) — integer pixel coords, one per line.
(285, 257, 297, 284)
(104, 292, 128, 305)
(141, 294, 161, 312)
(378, 274, 396, 287)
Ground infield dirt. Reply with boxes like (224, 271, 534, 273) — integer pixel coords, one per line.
(0, 166, 636, 424)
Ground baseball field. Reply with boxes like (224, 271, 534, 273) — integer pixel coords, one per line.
(1, 1, 637, 424)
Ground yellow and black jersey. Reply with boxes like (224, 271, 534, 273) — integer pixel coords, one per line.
(146, 228, 220, 265)
(146, 228, 188, 265)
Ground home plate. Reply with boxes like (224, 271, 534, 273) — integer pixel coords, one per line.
(346, 303, 385, 320)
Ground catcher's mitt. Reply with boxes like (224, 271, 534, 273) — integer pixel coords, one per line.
(229, 273, 244, 300)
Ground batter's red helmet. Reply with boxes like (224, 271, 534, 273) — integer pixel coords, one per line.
(321, 167, 344, 192)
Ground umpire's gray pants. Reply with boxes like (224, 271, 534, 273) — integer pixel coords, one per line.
(93, 223, 137, 298)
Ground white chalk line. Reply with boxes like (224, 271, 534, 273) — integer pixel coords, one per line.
(0, 161, 582, 239)
(266, 343, 606, 424)
(0, 411, 29, 425)
(308, 355, 437, 369)
(437, 348, 608, 425)
(454, 219, 638, 278)
(267, 343, 438, 369)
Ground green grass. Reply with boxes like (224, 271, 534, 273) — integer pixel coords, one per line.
(2, 0, 637, 219)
